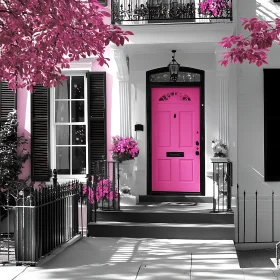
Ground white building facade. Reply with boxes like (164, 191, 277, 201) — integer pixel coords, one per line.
(105, 0, 280, 244)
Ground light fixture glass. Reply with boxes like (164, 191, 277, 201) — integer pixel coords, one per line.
(168, 50, 180, 82)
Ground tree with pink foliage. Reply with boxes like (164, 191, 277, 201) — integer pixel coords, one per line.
(219, 17, 280, 67)
(0, 0, 133, 91)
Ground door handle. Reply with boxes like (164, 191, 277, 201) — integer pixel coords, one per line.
(195, 151, 199, 156)
(196, 141, 199, 146)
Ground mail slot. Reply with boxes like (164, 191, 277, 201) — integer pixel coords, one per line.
(166, 152, 184, 157)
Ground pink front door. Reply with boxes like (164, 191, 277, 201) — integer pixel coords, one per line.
(151, 87, 200, 193)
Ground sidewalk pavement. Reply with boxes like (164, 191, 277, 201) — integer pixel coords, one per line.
(1, 237, 279, 280)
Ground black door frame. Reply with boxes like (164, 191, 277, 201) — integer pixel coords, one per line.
(146, 66, 205, 196)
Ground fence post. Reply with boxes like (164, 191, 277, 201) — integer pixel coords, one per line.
(212, 162, 216, 212)
(87, 175, 93, 230)
(227, 161, 232, 212)
(53, 169, 57, 188)
(255, 191, 258, 243)
(237, 184, 239, 243)
(93, 165, 98, 222)
(272, 191, 274, 243)
(79, 181, 83, 236)
(243, 191, 246, 243)
(117, 161, 120, 211)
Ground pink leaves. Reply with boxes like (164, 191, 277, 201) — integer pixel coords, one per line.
(0, 0, 134, 90)
(219, 17, 280, 67)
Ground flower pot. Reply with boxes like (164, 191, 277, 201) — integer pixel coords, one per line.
(119, 159, 135, 190)
(120, 194, 137, 206)
(98, 199, 110, 209)
(211, 157, 229, 163)
(119, 159, 135, 176)
(98, 199, 119, 210)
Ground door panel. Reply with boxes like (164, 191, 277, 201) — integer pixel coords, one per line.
(152, 87, 200, 193)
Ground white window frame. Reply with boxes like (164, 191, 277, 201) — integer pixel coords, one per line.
(50, 71, 89, 182)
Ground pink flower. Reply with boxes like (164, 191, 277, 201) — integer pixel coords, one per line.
(83, 178, 118, 204)
(109, 136, 140, 162)
(199, 0, 231, 17)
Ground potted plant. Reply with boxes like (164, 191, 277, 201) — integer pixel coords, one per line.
(83, 178, 118, 209)
(198, 0, 232, 17)
(211, 139, 228, 158)
(109, 136, 140, 163)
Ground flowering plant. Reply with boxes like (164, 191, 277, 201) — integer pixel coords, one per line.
(110, 136, 140, 162)
(83, 178, 118, 204)
(212, 139, 227, 157)
(199, 0, 232, 17)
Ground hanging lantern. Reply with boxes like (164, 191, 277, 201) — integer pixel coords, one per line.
(168, 50, 180, 82)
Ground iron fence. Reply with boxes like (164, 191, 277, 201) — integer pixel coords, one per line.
(235, 185, 280, 244)
(212, 159, 233, 213)
(0, 175, 82, 265)
(111, 0, 233, 24)
(0, 160, 120, 264)
(85, 160, 120, 225)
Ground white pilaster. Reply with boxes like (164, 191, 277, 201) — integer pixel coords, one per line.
(215, 48, 230, 145)
(113, 48, 131, 137)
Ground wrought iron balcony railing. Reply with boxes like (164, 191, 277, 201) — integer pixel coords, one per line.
(111, 0, 232, 25)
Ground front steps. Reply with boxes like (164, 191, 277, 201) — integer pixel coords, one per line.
(96, 204, 234, 224)
(87, 221, 234, 239)
(138, 195, 213, 203)
(87, 198, 235, 240)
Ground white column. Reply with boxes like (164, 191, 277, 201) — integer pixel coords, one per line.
(119, 81, 131, 137)
(113, 48, 131, 137)
(215, 48, 230, 146)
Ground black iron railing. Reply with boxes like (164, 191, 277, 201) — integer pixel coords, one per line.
(212, 159, 233, 212)
(0, 174, 82, 265)
(111, 0, 232, 24)
(236, 185, 278, 244)
(84, 160, 120, 224)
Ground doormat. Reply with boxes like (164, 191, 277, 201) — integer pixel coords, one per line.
(159, 202, 197, 206)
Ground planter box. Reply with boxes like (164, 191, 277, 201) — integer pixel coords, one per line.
(210, 157, 229, 163)
(120, 194, 137, 206)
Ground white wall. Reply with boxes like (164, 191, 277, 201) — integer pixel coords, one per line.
(234, 0, 280, 243)
(236, 0, 280, 195)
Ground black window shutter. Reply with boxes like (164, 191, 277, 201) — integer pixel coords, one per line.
(31, 85, 51, 181)
(0, 82, 17, 124)
(264, 69, 280, 181)
(87, 72, 107, 174)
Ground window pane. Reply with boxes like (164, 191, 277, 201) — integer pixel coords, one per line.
(72, 125, 86, 145)
(55, 77, 70, 99)
(55, 101, 70, 122)
(71, 101, 84, 122)
(72, 147, 86, 174)
(56, 125, 70, 145)
(56, 147, 70, 174)
(72, 76, 84, 99)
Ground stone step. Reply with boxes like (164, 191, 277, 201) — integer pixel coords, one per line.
(88, 221, 235, 240)
(96, 209, 234, 224)
(138, 195, 213, 203)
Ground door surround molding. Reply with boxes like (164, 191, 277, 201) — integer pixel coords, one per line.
(146, 66, 205, 196)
